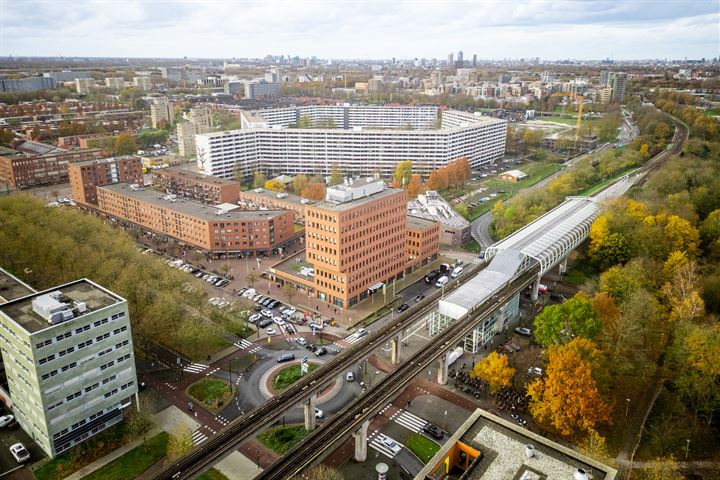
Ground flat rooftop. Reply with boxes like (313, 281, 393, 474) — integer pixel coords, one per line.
(153, 166, 240, 187)
(99, 183, 287, 221)
(72, 155, 139, 167)
(417, 409, 617, 480)
(239, 188, 315, 207)
(407, 215, 438, 230)
(0, 279, 123, 334)
(0, 268, 35, 304)
(408, 191, 470, 229)
(312, 184, 402, 212)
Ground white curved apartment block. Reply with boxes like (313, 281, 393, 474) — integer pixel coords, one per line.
(196, 105, 506, 179)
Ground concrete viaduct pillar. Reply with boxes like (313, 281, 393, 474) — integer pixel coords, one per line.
(437, 354, 449, 385)
(559, 257, 568, 275)
(353, 419, 370, 462)
(304, 393, 317, 431)
(390, 335, 401, 365)
(531, 276, 541, 302)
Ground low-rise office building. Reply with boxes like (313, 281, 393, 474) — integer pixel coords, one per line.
(0, 148, 105, 189)
(243, 80, 281, 99)
(407, 191, 471, 246)
(0, 279, 138, 458)
(0, 77, 56, 93)
(133, 77, 152, 91)
(68, 156, 144, 207)
(406, 216, 441, 271)
(150, 166, 240, 205)
(238, 188, 315, 223)
(96, 183, 294, 254)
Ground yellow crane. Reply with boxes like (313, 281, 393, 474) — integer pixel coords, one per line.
(549, 92, 584, 139)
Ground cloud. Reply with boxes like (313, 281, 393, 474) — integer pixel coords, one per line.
(1, 0, 717, 59)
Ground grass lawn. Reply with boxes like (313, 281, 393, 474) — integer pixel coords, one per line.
(564, 269, 588, 285)
(462, 239, 482, 253)
(229, 353, 259, 374)
(577, 167, 637, 196)
(272, 364, 318, 391)
(234, 324, 256, 339)
(405, 433, 441, 463)
(185, 336, 232, 362)
(188, 378, 235, 412)
(258, 425, 309, 454)
(81, 432, 169, 480)
(197, 469, 230, 480)
(539, 115, 579, 125)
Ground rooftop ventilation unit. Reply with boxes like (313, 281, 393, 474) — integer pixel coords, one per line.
(525, 444, 535, 459)
(32, 291, 75, 325)
(574, 469, 589, 480)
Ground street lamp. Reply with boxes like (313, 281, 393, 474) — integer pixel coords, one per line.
(686, 439, 690, 459)
(625, 398, 630, 417)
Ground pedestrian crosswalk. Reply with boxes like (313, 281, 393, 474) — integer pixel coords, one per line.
(234, 339, 253, 349)
(205, 367, 220, 376)
(368, 432, 403, 459)
(391, 409, 427, 433)
(191, 429, 208, 446)
(344, 334, 363, 345)
(472, 257, 483, 264)
(183, 362, 208, 374)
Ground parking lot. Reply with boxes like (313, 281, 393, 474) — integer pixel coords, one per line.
(0, 417, 45, 478)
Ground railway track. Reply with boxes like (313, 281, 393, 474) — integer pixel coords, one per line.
(153, 260, 487, 480)
(633, 111, 688, 186)
(257, 267, 539, 480)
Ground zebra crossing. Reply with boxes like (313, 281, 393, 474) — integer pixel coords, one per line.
(390, 409, 428, 433)
(191, 429, 208, 446)
(234, 339, 253, 349)
(183, 362, 208, 374)
(368, 432, 404, 459)
(344, 334, 363, 345)
(472, 257, 483, 264)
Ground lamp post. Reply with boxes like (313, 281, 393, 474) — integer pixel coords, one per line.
(625, 398, 630, 417)
(686, 439, 690, 459)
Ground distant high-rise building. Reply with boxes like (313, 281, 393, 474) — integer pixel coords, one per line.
(224, 80, 243, 96)
(498, 74, 511, 84)
(177, 107, 214, 157)
(133, 76, 152, 91)
(608, 72, 627, 103)
(0, 77, 56, 93)
(457, 51, 464, 67)
(540, 71, 553, 83)
(149, 97, 175, 128)
(599, 70, 610, 86)
(43, 71, 90, 83)
(243, 80, 281, 100)
(447, 53, 454, 67)
(74, 78, 95, 94)
(104, 77, 125, 90)
(599, 86, 613, 104)
(264, 67, 281, 83)
(472, 54, 477, 67)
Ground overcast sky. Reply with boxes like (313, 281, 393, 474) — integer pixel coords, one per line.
(1, 0, 717, 60)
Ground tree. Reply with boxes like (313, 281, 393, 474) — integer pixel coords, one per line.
(302, 182, 326, 201)
(533, 292, 602, 347)
(426, 170, 442, 191)
(662, 261, 705, 324)
(299, 465, 345, 480)
(436, 167, 449, 190)
(640, 143, 650, 159)
(454, 202, 469, 219)
(283, 283, 296, 303)
(577, 429, 613, 464)
(527, 339, 612, 436)
(471, 352, 515, 394)
(264, 180, 286, 192)
(329, 164, 344, 186)
(638, 456, 685, 480)
(406, 174, 425, 198)
(292, 174, 309, 195)
(253, 171, 267, 189)
(445, 163, 458, 188)
(165, 422, 194, 464)
(392, 161, 413, 188)
(114, 133, 137, 155)
(247, 271, 258, 287)
(654, 122, 671, 143)
(0, 128, 14, 147)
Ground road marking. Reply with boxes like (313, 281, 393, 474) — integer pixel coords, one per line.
(205, 367, 220, 376)
(234, 339, 253, 349)
(183, 363, 209, 374)
(343, 335, 363, 345)
(369, 433, 403, 459)
(216, 415, 230, 426)
(163, 382, 177, 390)
(192, 429, 208, 445)
(394, 409, 428, 433)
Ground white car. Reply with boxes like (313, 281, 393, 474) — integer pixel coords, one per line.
(356, 328, 368, 337)
(295, 337, 308, 346)
(314, 408, 324, 418)
(273, 316, 286, 326)
(284, 307, 296, 316)
(380, 436, 402, 455)
(346, 372, 355, 382)
(9, 443, 29, 463)
(266, 328, 277, 336)
(248, 314, 262, 324)
(514, 327, 532, 336)
(0, 415, 13, 427)
(261, 310, 273, 318)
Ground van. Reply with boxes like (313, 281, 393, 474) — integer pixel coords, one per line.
(451, 267, 463, 278)
(435, 276, 449, 288)
(424, 270, 439, 284)
(440, 263, 451, 274)
(242, 288, 256, 298)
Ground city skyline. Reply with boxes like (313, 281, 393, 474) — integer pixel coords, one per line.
(1, 0, 717, 61)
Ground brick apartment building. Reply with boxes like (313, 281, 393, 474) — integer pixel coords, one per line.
(238, 188, 315, 223)
(406, 216, 441, 271)
(0, 147, 105, 189)
(151, 167, 240, 205)
(96, 183, 294, 254)
(68, 156, 144, 206)
(305, 178, 408, 308)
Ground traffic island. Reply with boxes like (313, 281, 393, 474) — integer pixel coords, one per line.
(257, 425, 310, 454)
(270, 363, 319, 393)
(187, 378, 236, 414)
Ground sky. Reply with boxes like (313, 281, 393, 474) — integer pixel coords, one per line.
(1, 0, 718, 60)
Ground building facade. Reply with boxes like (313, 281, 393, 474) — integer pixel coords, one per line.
(68, 156, 144, 207)
(407, 191, 471, 246)
(196, 106, 506, 179)
(150, 167, 240, 205)
(74, 78, 95, 94)
(0, 77, 56, 93)
(608, 72, 627, 103)
(149, 97, 174, 128)
(0, 279, 137, 458)
(238, 189, 314, 224)
(104, 78, 125, 90)
(0, 148, 105, 189)
(406, 216, 441, 271)
(96, 184, 294, 254)
(243, 80, 281, 99)
(305, 179, 407, 308)
(133, 77, 152, 91)
(177, 122, 212, 158)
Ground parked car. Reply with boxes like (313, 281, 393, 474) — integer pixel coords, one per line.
(346, 371, 355, 382)
(355, 328, 368, 337)
(0, 415, 14, 428)
(422, 424, 444, 440)
(435, 276, 449, 288)
(283, 307, 297, 316)
(268, 300, 280, 309)
(273, 316, 286, 326)
(424, 270, 439, 284)
(257, 318, 272, 328)
(266, 327, 277, 336)
(397, 303, 409, 313)
(314, 347, 327, 356)
(314, 408, 324, 418)
(451, 267, 464, 278)
(261, 310, 273, 318)
(380, 437, 402, 455)
(514, 327, 532, 336)
(295, 337, 308, 347)
(276, 353, 295, 363)
(248, 314, 262, 324)
(9, 443, 29, 463)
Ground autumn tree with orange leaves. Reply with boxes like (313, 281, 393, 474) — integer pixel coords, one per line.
(527, 338, 612, 436)
(406, 174, 425, 198)
(471, 352, 515, 394)
(302, 182, 326, 201)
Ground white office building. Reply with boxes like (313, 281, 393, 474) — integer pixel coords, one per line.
(196, 105, 506, 179)
(0, 279, 137, 458)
